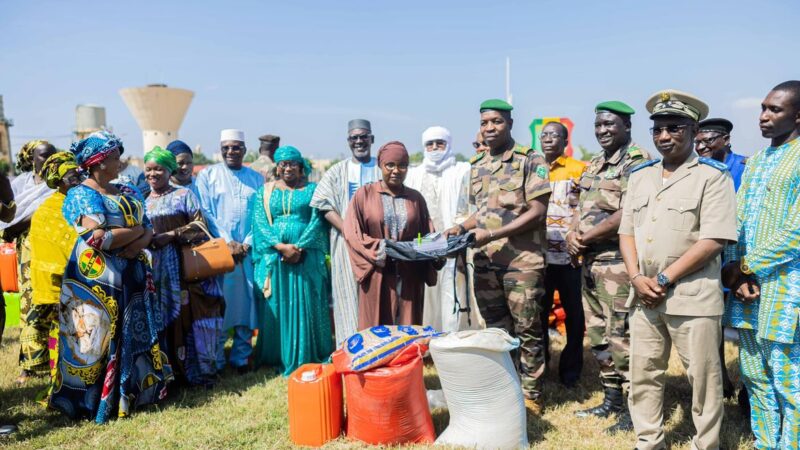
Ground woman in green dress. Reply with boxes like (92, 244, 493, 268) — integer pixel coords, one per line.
(252, 146, 332, 375)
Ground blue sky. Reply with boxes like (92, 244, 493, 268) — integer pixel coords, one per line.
(2, 0, 799, 160)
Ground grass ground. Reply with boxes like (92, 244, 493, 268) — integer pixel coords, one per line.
(0, 328, 752, 449)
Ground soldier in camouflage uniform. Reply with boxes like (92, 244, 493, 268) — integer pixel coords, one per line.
(566, 101, 650, 433)
(249, 134, 280, 181)
(445, 99, 552, 415)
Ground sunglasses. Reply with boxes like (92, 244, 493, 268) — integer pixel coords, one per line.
(424, 139, 447, 147)
(472, 141, 487, 149)
(222, 144, 245, 152)
(650, 124, 690, 137)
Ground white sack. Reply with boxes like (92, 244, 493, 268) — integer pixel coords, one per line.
(430, 328, 527, 449)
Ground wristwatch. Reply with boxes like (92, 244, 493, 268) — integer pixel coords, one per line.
(656, 272, 671, 287)
(740, 259, 754, 275)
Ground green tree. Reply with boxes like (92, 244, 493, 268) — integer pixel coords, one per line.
(455, 153, 469, 162)
(409, 151, 424, 165)
(243, 152, 258, 163)
(577, 145, 595, 161)
(192, 151, 214, 165)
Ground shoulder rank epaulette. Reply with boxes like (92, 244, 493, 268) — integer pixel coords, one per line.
(698, 157, 728, 171)
(513, 145, 532, 156)
(469, 152, 486, 165)
(627, 145, 644, 159)
(631, 159, 658, 173)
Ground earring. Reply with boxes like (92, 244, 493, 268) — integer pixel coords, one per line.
(100, 163, 106, 170)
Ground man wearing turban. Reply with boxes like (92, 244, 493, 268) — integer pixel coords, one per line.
(405, 126, 476, 332)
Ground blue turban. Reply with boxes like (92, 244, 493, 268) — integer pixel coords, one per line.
(167, 140, 193, 156)
(70, 130, 124, 169)
(274, 146, 312, 175)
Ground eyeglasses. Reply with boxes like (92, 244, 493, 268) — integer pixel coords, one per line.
(221, 144, 244, 152)
(472, 141, 487, 149)
(277, 161, 301, 169)
(348, 134, 372, 143)
(649, 124, 690, 137)
(424, 139, 447, 147)
(694, 134, 725, 146)
(539, 131, 562, 139)
(383, 162, 409, 171)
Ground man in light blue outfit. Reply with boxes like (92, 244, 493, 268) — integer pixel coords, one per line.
(195, 129, 264, 372)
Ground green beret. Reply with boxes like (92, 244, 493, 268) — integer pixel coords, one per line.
(480, 99, 513, 112)
(595, 101, 635, 116)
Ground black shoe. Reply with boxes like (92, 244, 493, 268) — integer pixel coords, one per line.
(605, 407, 633, 434)
(235, 364, 252, 375)
(0, 424, 17, 437)
(575, 387, 624, 418)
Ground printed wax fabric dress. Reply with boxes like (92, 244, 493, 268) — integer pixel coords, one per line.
(253, 182, 333, 375)
(50, 183, 172, 423)
(146, 187, 224, 386)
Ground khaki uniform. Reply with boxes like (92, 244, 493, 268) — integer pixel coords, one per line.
(619, 153, 736, 450)
(469, 143, 551, 399)
(249, 155, 276, 182)
(575, 142, 649, 390)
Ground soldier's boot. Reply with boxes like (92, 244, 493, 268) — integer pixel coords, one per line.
(604, 404, 633, 434)
(575, 387, 623, 418)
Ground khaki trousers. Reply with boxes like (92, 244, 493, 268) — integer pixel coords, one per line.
(628, 307, 723, 450)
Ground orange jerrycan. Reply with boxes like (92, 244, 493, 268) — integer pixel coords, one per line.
(288, 363, 343, 447)
(0, 243, 19, 292)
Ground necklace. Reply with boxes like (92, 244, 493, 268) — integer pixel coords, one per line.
(281, 188, 294, 216)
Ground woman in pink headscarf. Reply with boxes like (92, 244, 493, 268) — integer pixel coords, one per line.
(344, 141, 442, 330)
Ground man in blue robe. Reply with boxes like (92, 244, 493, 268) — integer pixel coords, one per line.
(195, 129, 264, 372)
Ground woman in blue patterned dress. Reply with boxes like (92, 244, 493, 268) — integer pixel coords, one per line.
(144, 147, 224, 387)
(50, 132, 172, 423)
(252, 146, 333, 375)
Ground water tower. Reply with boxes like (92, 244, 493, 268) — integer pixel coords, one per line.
(74, 104, 107, 141)
(119, 84, 194, 154)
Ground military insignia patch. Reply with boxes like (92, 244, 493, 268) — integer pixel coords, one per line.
(78, 248, 106, 279)
(536, 166, 547, 179)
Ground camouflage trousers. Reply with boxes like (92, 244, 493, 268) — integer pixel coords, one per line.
(474, 266, 546, 400)
(582, 258, 630, 391)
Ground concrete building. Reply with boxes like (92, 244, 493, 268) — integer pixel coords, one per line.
(119, 84, 194, 154)
(74, 104, 107, 141)
(0, 96, 13, 172)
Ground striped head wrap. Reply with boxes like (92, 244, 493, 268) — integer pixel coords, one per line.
(70, 130, 124, 169)
(40, 152, 79, 189)
(16, 140, 48, 173)
(144, 146, 178, 173)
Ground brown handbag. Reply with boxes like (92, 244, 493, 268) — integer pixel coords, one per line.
(181, 221, 235, 282)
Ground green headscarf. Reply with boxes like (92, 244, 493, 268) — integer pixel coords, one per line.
(273, 146, 312, 175)
(144, 146, 178, 173)
(40, 151, 79, 189)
